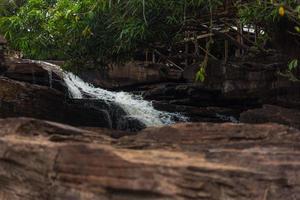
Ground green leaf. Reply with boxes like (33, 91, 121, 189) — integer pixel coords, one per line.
(288, 59, 298, 71)
(195, 67, 206, 82)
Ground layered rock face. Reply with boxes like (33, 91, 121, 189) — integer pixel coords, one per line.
(137, 53, 300, 126)
(14, 53, 297, 129)
(0, 117, 300, 200)
(78, 61, 175, 89)
(72, 52, 298, 128)
(3, 61, 67, 93)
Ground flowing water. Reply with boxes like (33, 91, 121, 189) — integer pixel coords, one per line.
(63, 72, 188, 126)
(35, 61, 188, 127)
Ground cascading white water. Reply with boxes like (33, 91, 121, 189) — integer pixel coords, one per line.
(34, 60, 188, 127)
(63, 72, 188, 126)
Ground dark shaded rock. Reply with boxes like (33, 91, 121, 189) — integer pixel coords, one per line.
(1, 118, 300, 200)
(2, 60, 67, 93)
(0, 62, 7, 73)
(0, 76, 67, 121)
(138, 53, 300, 124)
(67, 103, 112, 128)
(78, 61, 175, 89)
(143, 83, 221, 103)
(0, 77, 116, 129)
(66, 99, 128, 129)
(240, 104, 300, 129)
(153, 101, 240, 122)
(143, 82, 261, 108)
(142, 82, 260, 122)
(66, 99, 146, 132)
(116, 116, 147, 132)
(273, 93, 300, 109)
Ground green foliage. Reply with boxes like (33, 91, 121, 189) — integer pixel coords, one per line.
(0, 0, 223, 68)
(238, 0, 300, 36)
(0, 0, 26, 16)
(239, 1, 300, 81)
(279, 59, 299, 82)
(1, 0, 299, 72)
(195, 67, 206, 82)
(289, 59, 298, 71)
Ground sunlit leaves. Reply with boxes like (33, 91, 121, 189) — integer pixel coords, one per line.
(195, 67, 205, 82)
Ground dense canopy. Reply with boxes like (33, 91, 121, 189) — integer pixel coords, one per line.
(0, 0, 299, 69)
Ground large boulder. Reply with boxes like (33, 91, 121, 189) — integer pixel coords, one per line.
(1, 118, 300, 199)
(67, 99, 146, 131)
(2, 60, 67, 93)
(0, 76, 67, 120)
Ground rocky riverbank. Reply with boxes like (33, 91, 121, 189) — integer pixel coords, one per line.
(0, 55, 300, 199)
(1, 54, 300, 130)
(76, 52, 300, 127)
(1, 117, 300, 200)
(0, 59, 146, 131)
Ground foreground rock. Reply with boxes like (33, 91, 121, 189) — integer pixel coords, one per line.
(1, 117, 300, 200)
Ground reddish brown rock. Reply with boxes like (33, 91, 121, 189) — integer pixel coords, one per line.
(0, 118, 300, 200)
(0, 77, 66, 120)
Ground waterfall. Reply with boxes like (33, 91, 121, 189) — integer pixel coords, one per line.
(34, 60, 188, 127)
(63, 72, 188, 126)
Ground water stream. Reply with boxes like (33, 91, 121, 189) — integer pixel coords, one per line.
(63, 72, 188, 126)
(35, 61, 188, 127)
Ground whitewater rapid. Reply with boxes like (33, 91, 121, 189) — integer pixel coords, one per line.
(35, 60, 188, 127)
(63, 73, 188, 126)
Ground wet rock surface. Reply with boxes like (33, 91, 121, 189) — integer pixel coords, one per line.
(67, 99, 146, 131)
(116, 116, 147, 132)
(1, 117, 300, 200)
